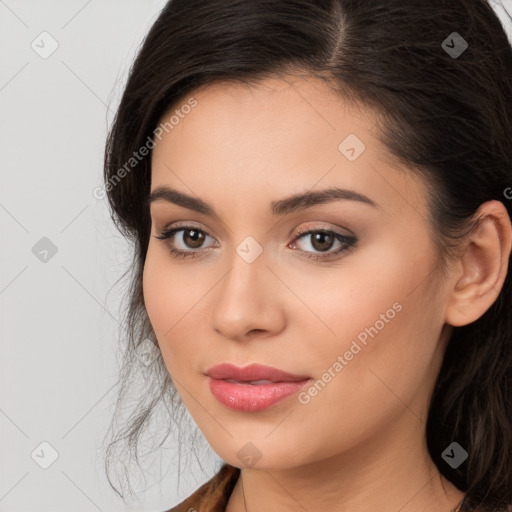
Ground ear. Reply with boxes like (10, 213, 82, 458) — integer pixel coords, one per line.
(445, 200, 512, 327)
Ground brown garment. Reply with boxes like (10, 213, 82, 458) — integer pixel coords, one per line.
(165, 463, 240, 512)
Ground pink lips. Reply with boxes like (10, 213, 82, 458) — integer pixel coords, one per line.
(205, 363, 311, 412)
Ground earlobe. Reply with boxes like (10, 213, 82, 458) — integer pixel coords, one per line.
(445, 200, 512, 327)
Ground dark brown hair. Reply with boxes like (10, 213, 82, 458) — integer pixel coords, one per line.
(102, 1, 512, 510)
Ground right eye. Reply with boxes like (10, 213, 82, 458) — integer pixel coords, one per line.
(154, 225, 217, 258)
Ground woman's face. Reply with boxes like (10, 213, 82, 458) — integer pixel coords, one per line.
(143, 75, 454, 471)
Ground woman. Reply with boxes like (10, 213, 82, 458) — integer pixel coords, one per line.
(102, 1, 512, 511)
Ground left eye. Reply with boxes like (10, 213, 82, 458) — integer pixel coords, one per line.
(290, 228, 356, 259)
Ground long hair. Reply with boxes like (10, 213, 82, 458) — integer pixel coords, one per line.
(102, 1, 512, 510)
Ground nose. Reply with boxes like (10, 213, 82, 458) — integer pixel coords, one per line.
(211, 246, 286, 342)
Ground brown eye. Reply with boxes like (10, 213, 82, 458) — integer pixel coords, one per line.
(290, 228, 357, 261)
(309, 231, 335, 252)
(181, 228, 205, 249)
(154, 226, 215, 257)
(155, 225, 356, 261)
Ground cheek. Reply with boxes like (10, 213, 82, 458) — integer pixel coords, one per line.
(143, 249, 167, 331)
(292, 243, 428, 357)
(142, 246, 212, 374)
(142, 249, 183, 367)
(296, 240, 444, 417)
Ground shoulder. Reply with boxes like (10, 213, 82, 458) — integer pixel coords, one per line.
(163, 463, 240, 512)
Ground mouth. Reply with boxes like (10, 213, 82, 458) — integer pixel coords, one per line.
(223, 378, 275, 385)
(205, 363, 312, 412)
(205, 362, 310, 382)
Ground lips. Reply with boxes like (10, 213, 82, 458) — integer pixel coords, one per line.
(206, 363, 310, 383)
(205, 363, 311, 412)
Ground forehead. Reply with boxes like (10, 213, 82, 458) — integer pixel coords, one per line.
(150, 75, 430, 222)
(156, 74, 373, 143)
(152, 75, 374, 175)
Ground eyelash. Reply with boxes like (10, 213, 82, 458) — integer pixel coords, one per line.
(154, 225, 357, 261)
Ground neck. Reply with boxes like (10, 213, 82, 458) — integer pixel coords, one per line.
(225, 410, 465, 512)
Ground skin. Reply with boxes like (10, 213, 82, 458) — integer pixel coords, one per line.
(142, 74, 512, 512)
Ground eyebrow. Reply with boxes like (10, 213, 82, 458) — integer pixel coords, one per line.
(147, 185, 378, 217)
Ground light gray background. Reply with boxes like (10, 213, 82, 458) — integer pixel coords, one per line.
(1, 1, 511, 511)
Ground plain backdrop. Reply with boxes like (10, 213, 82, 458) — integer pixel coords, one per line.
(1, 1, 511, 512)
